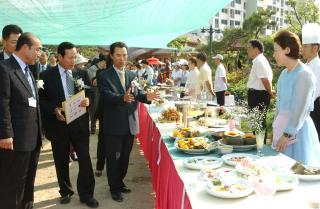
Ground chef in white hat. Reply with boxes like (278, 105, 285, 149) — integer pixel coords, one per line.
(302, 22, 320, 140)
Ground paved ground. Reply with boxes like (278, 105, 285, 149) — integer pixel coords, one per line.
(33, 134, 154, 209)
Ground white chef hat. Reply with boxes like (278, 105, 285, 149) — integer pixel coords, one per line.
(302, 23, 320, 44)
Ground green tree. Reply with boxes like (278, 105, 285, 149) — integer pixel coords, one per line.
(167, 36, 188, 50)
(242, 8, 276, 39)
(286, 0, 320, 34)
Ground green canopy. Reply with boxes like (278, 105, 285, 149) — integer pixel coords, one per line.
(0, 0, 231, 48)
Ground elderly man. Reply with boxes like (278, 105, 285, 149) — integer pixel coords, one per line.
(213, 54, 227, 109)
(0, 32, 42, 209)
(302, 23, 320, 140)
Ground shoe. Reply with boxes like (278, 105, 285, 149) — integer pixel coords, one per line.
(60, 193, 73, 204)
(120, 186, 131, 193)
(80, 197, 99, 208)
(111, 192, 123, 202)
(95, 170, 102, 177)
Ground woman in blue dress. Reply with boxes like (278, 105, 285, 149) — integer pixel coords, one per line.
(272, 30, 320, 166)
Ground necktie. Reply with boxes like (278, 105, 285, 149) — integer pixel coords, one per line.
(65, 70, 75, 96)
(119, 71, 126, 91)
(24, 65, 36, 97)
(41, 65, 45, 72)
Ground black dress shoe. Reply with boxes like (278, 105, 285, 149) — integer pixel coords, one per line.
(111, 192, 123, 202)
(120, 186, 131, 193)
(60, 194, 72, 204)
(80, 197, 99, 208)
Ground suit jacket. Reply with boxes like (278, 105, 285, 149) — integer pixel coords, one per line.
(0, 51, 4, 61)
(97, 67, 150, 136)
(39, 66, 91, 141)
(0, 56, 42, 151)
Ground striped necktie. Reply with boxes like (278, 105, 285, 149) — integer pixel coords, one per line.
(24, 65, 36, 97)
(65, 70, 75, 96)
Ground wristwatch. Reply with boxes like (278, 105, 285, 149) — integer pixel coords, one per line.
(283, 132, 293, 138)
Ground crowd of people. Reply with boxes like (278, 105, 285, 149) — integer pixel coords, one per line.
(0, 21, 320, 209)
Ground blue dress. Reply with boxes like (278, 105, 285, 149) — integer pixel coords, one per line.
(275, 62, 320, 166)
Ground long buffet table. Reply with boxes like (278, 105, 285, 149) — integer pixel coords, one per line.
(136, 103, 320, 209)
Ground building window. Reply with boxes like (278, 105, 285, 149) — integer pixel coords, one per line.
(222, 8, 228, 13)
(230, 20, 235, 26)
(215, 19, 219, 28)
(273, 0, 276, 4)
(235, 10, 241, 15)
(221, 19, 228, 25)
(244, 2, 246, 9)
(243, 12, 246, 18)
(231, 1, 235, 7)
(267, 5, 272, 10)
(281, 0, 284, 6)
(235, 21, 240, 26)
(235, 0, 241, 4)
(230, 9, 235, 18)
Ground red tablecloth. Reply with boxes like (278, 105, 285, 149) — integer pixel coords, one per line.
(136, 104, 192, 209)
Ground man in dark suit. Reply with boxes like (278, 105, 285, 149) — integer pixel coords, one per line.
(39, 42, 98, 208)
(0, 32, 42, 209)
(0, 24, 23, 61)
(98, 42, 158, 202)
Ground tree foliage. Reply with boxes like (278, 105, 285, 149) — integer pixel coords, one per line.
(167, 36, 188, 50)
(286, 0, 320, 34)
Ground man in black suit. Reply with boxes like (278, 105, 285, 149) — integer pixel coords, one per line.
(98, 42, 158, 202)
(0, 32, 42, 209)
(39, 42, 98, 208)
(0, 24, 23, 61)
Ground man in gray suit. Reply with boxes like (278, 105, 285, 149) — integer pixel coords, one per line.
(0, 32, 42, 209)
(98, 42, 158, 202)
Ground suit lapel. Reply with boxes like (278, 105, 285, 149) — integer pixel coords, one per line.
(111, 67, 125, 94)
(10, 57, 34, 96)
(53, 66, 67, 100)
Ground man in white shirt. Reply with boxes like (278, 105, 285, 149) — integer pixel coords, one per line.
(185, 57, 199, 100)
(0, 24, 23, 61)
(171, 65, 182, 86)
(213, 54, 227, 107)
(247, 39, 274, 131)
(196, 52, 215, 100)
(302, 23, 320, 140)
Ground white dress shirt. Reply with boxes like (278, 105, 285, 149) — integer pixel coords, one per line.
(247, 53, 273, 90)
(214, 63, 227, 92)
(3, 51, 10, 60)
(306, 56, 320, 101)
(58, 64, 73, 99)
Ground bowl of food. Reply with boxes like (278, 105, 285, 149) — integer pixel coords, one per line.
(218, 145, 233, 154)
(242, 132, 256, 145)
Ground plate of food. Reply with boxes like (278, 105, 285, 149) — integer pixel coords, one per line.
(176, 137, 217, 154)
(170, 127, 201, 139)
(183, 157, 223, 170)
(198, 168, 235, 183)
(222, 153, 259, 167)
(154, 98, 168, 107)
(218, 131, 256, 152)
(291, 162, 320, 181)
(205, 178, 253, 199)
(275, 174, 299, 191)
(157, 108, 180, 123)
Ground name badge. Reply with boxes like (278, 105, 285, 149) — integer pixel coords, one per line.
(28, 97, 37, 108)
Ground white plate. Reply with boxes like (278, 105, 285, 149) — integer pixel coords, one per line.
(205, 178, 253, 199)
(275, 174, 299, 191)
(175, 137, 217, 155)
(222, 153, 259, 167)
(294, 166, 320, 181)
(183, 157, 223, 170)
(218, 139, 256, 152)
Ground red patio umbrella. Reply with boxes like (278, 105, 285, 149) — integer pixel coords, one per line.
(147, 57, 160, 65)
